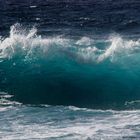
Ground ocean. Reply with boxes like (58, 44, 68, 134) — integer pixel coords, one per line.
(0, 0, 140, 139)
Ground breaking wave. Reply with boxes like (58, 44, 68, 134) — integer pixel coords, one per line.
(1, 24, 140, 109)
(1, 24, 140, 63)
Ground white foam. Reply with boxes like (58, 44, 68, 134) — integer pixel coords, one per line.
(36, 18, 40, 21)
(97, 35, 140, 62)
(0, 24, 69, 60)
(75, 35, 140, 63)
(76, 37, 93, 46)
(0, 105, 140, 139)
(1, 24, 140, 63)
(30, 5, 37, 8)
(77, 46, 101, 62)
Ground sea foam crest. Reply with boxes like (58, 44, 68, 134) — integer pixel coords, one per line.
(0, 24, 69, 60)
(98, 36, 140, 62)
(0, 24, 140, 63)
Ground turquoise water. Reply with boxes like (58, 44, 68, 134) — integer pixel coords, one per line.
(1, 24, 140, 109)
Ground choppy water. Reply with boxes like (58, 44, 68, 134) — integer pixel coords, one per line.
(0, 102, 140, 140)
(0, 0, 140, 139)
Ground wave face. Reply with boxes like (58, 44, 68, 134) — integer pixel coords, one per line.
(1, 24, 140, 109)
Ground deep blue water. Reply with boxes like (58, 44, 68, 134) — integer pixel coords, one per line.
(0, 0, 140, 139)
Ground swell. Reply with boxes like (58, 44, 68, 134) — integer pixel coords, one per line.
(1, 24, 140, 109)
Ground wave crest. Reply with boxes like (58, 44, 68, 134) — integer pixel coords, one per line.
(0, 24, 140, 63)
